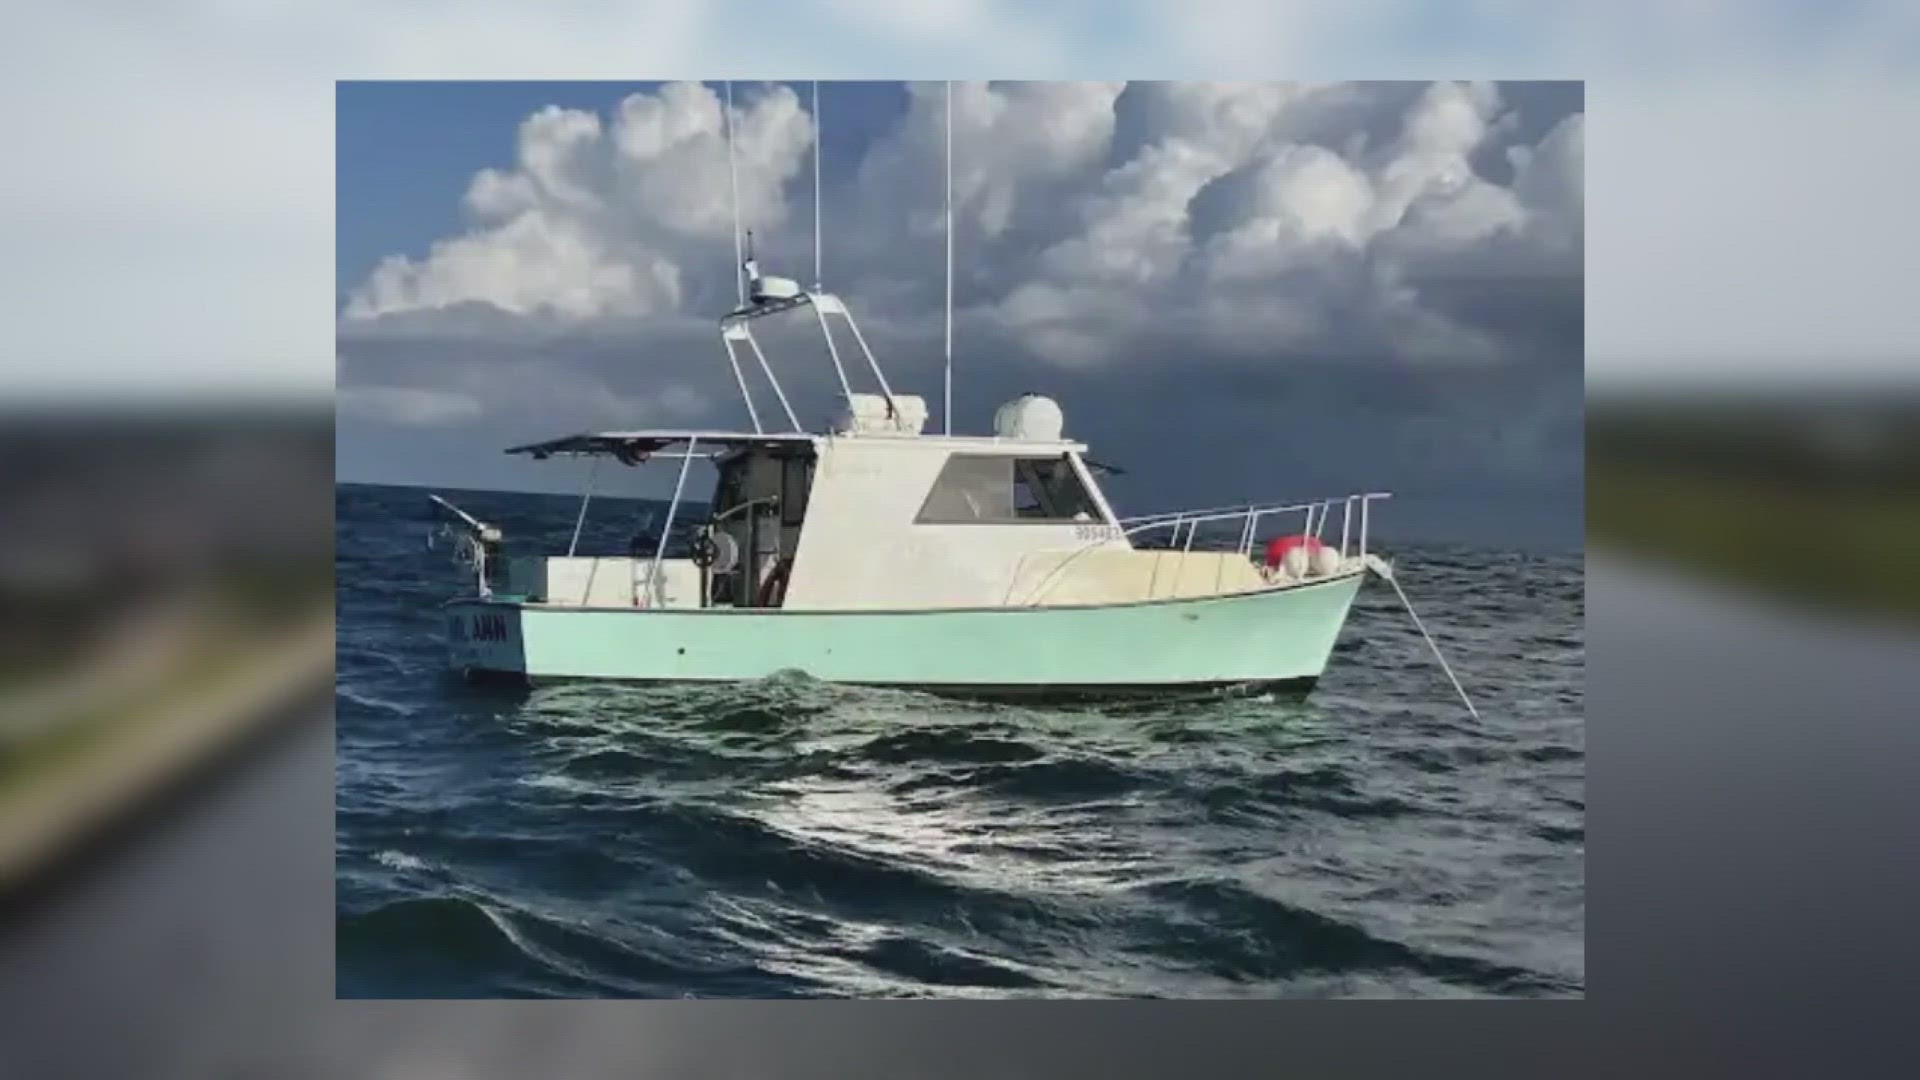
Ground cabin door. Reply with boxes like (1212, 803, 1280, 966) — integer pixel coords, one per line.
(767, 454, 814, 607)
(708, 449, 814, 608)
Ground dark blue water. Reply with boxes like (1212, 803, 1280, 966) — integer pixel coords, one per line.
(335, 482, 1584, 998)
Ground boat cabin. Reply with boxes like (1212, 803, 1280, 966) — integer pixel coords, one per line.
(458, 280, 1369, 614)
(497, 388, 1244, 612)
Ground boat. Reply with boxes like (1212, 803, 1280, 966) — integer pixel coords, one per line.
(427, 82, 1475, 709)
(429, 298, 1423, 698)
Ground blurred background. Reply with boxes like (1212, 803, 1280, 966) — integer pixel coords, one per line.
(1589, 386, 1919, 623)
(0, 405, 333, 893)
(6, 2, 1920, 1077)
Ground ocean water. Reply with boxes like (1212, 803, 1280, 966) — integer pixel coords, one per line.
(335, 482, 1584, 998)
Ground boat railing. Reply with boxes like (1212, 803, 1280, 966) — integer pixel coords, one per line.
(1015, 492, 1391, 606)
(1119, 491, 1392, 561)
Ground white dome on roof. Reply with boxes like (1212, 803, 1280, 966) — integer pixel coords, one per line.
(994, 394, 1064, 441)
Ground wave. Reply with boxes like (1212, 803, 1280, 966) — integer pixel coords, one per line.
(336, 894, 716, 998)
(972, 756, 1150, 802)
(1134, 877, 1579, 996)
(337, 896, 546, 971)
(1193, 764, 1415, 823)
(856, 728, 1045, 766)
(336, 683, 416, 718)
(613, 801, 993, 914)
(850, 935, 1052, 993)
(374, 849, 428, 872)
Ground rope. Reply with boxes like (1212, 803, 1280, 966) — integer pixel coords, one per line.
(1365, 555, 1480, 721)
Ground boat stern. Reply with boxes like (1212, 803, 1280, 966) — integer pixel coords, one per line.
(444, 600, 529, 678)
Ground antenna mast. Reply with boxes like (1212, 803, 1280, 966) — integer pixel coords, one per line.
(724, 81, 744, 306)
(813, 80, 823, 290)
(943, 80, 954, 435)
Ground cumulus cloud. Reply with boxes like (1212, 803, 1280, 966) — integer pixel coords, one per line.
(347, 79, 1579, 349)
(337, 386, 481, 427)
(876, 79, 1583, 370)
(339, 80, 1584, 504)
(346, 83, 812, 320)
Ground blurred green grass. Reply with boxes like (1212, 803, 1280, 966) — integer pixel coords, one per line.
(1588, 395, 1920, 622)
(0, 569, 331, 794)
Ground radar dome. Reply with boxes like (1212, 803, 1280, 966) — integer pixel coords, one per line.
(993, 394, 1064, 441)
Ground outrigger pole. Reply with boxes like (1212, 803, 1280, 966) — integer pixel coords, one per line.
(813, 80, 823, 290)
(719, 80, 762, 433)
(943, 80, 954, 436)
(725, 80, 744, 307)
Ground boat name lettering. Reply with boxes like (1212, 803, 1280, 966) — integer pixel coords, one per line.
(454, 611, 510, 642)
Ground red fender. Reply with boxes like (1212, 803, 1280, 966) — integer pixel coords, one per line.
(1263, 533, 1326, 568)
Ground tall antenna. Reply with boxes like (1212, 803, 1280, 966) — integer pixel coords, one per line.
(812, 80, 823, 290)
(943, 80, 954, 435)
(724, 81, 744, 306)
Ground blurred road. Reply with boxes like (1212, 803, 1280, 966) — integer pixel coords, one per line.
(0, 711, 340, 1078)
(1587, 553, 1920, 1069)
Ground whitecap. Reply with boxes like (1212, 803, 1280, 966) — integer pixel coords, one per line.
(374, 849, 427, 872)
(338, 684, 417, 717)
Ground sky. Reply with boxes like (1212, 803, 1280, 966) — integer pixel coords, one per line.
(4, 2, 1916, 405)
(5, 2, 1918, 543)
(336, 79, 1586, 548)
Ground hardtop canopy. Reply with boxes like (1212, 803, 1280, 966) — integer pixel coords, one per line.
(506, 428, 1099, 463)
(505, 430, 817, 461)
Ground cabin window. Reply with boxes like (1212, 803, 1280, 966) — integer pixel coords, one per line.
(915, 454, 1102, 524)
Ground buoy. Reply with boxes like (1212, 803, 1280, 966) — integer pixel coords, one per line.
(1309, 545, 1343, 578)
(1281, 546, 1311, 580)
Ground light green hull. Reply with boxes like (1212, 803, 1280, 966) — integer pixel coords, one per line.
(445, 571, 1364, 691)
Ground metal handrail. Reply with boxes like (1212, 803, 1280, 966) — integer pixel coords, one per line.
(706, 494, 778, 526)
(1126, 495, 1389, 556)
(648, 435, 698, 606)
(1014, 491, 1391, 607)
(1118, 492, 1393, 528)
